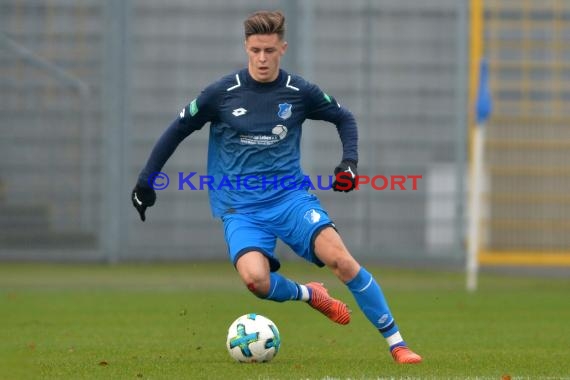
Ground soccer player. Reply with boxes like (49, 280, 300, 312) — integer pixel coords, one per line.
(132, 10, 422, 364)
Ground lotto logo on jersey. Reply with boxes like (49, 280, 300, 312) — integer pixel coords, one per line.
(232, 108, 247, 117)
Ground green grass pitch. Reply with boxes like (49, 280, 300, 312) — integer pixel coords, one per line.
(1, 261, 569, 379)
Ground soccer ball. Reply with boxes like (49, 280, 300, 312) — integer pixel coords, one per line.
(226, 313, 281, 363)
(272, 124, 288, 139)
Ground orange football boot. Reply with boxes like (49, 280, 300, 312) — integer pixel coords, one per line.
(305, 282, 351, 325)
(391, 346, 423, 364)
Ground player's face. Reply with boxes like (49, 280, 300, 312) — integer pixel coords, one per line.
(245, 34, 287, 83)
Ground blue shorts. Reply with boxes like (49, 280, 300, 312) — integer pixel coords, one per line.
(221, 191, 334, 272)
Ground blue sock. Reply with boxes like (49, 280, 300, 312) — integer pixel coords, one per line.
(263, 272, 304, 302)
(346, 267, 405, 348)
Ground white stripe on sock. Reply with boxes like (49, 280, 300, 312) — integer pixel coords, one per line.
(299, 285, 310, 301)
(357, 277, 374, 293)
(386, 331, 404, 347)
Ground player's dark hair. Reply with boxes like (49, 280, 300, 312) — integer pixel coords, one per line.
(244, 10, 285, 40)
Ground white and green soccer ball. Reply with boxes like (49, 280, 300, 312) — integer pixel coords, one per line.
(226, 313, 281, 363)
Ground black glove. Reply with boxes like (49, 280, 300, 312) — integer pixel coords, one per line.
(332, 160, 358, 192)
(131, 184, 156, 221)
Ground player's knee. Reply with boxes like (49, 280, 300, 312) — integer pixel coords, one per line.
(244, 277, 270, 298)
(328, 255, 360, 281)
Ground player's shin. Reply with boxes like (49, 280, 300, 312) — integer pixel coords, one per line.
(262, 272, 308, 302)
(346, 267, 405, 348)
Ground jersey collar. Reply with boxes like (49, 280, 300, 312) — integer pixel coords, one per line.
(242, 68, 286, 90)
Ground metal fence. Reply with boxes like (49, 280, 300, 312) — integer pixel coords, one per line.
(479, 0, 570, 266)
(0, 0, 468, 265)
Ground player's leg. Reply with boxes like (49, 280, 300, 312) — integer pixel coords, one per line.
(313, 227, 422, 364)
(272, 193, 351, 325)
(223, 213, 309, 302)
(234, 250, 271, 296)
(234, 250, 309, 302)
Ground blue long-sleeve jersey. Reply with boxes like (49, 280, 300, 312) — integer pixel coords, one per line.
(138, 68, 358, 217)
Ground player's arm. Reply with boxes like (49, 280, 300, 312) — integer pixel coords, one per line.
(132, 87, 219, 221)
(305, 84, 358, 192)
